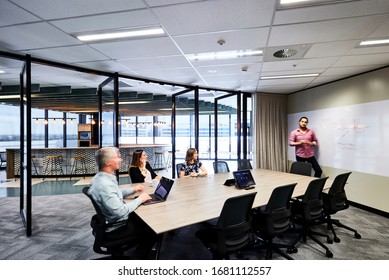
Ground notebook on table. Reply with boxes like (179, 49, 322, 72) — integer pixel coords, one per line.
(143, 176, 174, 205)
(232, 169, 256, 190)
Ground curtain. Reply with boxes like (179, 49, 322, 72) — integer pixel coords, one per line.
(253, 93, 288, 172)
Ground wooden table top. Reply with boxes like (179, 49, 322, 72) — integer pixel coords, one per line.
(123, 169, 332, 234)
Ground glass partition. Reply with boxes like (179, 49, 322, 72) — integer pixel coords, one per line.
(216, 94, 238, 160)
(174, 90, 195, 160)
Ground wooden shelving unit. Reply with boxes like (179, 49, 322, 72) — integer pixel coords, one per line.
(78, 123, 92, 147)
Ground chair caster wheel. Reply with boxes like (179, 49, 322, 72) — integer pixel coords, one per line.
(326, 251, 333, 258)
(355, 233, 361, 239)
(327, 237, 333, 244)
(334, 237, 341, 243)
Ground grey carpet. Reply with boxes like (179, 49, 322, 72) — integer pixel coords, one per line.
(0, 186, 388, 260)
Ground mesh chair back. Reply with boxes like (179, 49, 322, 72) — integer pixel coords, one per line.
(176, 163, 184, 178)
(0, 152, 6, 168)
(216, 192, 257, 254)
(265, 183, 297, 212)
(325, 172, 352, 213)
(213, 161, 230, 173)
(82, 186, 135, 255)
(237, 159, 252, 170)
(82, 186, 107, 224)
(301, 177, 328, 221)
(253, 183, 297, 237)
(290, 161, 312, 176)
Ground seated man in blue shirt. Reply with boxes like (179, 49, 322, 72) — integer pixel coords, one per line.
(88, 146, 156, 259)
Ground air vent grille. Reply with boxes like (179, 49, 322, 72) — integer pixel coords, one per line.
(273, 49, 297, 58)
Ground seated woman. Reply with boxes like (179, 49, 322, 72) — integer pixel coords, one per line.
(129, 150, 160, 184)
(180, 148, 208, 178)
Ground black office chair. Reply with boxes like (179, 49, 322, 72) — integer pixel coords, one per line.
(290, 161, 312, 176)
(176, 163, 184, 178)
(213, 161, 230, 173)
(237, 159, 252, 170)
(252, 183, 297, 260)
(289, 177, 334, 258)
(0, 152, 6, 168)
(82, 187, 137, 259)
(195, 192, 257, 259)
(322, 172, 361, 242)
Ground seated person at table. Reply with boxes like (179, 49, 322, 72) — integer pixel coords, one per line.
(129, 149, 160, 183)
(88, 147, 157, 259)
(180, 148, 208, 178)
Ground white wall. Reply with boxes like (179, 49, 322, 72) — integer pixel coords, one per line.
(287, 66, 389, 213)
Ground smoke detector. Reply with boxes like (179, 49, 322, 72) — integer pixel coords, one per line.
(273, 48, 297, 58)
(241, 65, 248, 72)
(217, 39, 225, 46)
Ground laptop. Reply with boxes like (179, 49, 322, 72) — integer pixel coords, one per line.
(143, 176, 174, 205)
(232, 169, 256, 190)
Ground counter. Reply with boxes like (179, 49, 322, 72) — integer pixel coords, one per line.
(6, 144, 170, 179)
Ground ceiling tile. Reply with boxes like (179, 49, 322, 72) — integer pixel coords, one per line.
(117, 55, 191, 71)
(0, 1, 40, 26)
(90, 37, 182, 59)
(151, 0, 275, 35)
(333, 53, 389, 67)
(50, 10, 159, 34)
(28, 45, 109, 63)
(173, 27, 270, 54)
(274, 0, 389, 25)
(11, 0, 147, 20)
(0, 22, 81, 51)
(268, 15, 387, 46)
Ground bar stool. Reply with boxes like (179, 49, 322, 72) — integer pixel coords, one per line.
(127, 153, 133, 169)
(43, 155, 64, 180)
(31, 156, 38, 176)
(166, 150, 179, 169)
(153, 151, 166, 170)
(70, 155, 87, 179)
(15, 156, 39, 181)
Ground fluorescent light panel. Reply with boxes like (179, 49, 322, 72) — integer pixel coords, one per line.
(105, 101, 151, 105)
(358, 39, 389, 47)
(0, 94, 19, 99)
(0, 70, 5, 74)
(280, 0, 312, 4)
(279, 0, 355, 9)
(187, 49, 263, 61)
(77, 27, 165, 42)
(261, 73, 319, 80)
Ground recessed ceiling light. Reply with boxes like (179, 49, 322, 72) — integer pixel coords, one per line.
(187, 49, 263, 61)
(358, 39, 389, 47)
(76, 27, 165, 42)
(260, 73, 319, 80)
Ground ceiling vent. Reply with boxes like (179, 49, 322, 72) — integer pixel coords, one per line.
(263, 44, 311, 62)
(273, 48, 297, 58)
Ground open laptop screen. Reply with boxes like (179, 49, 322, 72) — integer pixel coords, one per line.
(232, 169, 256, 189)
(154, 176, 174, 200)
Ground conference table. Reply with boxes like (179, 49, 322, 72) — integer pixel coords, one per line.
(122, 168, 332, 258)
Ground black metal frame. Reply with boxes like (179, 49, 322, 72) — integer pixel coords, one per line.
(0, 49, 252, 236)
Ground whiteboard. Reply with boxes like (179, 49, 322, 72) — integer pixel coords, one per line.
(288, 100, 389, 177)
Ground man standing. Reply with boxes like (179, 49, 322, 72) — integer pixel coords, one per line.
(88, 146, 157, 259)
(289, 117, 322, 178)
